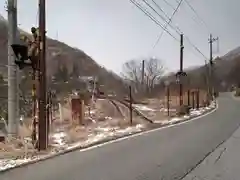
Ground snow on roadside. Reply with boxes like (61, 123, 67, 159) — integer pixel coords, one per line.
(51, 132, 68, 147)
(0, 158, 34, 171)
(0, 123, 146, 172)
(160, 108, 176, 112)
(155, 101, 216, 125)
(133, 104, 155, 111)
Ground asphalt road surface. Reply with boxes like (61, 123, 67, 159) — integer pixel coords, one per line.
(1, 93, 240, 180)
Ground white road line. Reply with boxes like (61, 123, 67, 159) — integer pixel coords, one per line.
(79, 102, 219, 153)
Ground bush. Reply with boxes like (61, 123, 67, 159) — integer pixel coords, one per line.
(214, 91, 219, 98)
(235, 88, 240, 96)
(203, 99, 210, 107)
(177, 105, 190, 116)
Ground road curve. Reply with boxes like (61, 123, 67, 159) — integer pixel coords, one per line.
(1, 93, 240, 180)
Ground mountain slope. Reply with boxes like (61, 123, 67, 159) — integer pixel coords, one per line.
(0, 15, 126, 95)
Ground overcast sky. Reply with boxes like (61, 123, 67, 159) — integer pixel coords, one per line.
(0, 0, 239, 74)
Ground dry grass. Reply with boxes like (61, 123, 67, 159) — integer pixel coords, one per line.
(139, 89, 208, 118)
(0, 91, 209, 159)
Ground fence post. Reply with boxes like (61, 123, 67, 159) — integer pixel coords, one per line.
(167, 86, 170, 116)
(196, 89, 200, 109)
(187, 89, 190, 107)
(79, 100, 84, 125)
(192, 91, 195, 109)
(129, 86, 133, 125)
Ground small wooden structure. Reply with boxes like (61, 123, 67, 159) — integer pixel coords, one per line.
(70, 94, 84, 125)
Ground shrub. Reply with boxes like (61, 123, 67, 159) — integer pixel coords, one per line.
(214, 91, 219, 97)
(235, 88, 240, 96)
(177, 105, 190, 116)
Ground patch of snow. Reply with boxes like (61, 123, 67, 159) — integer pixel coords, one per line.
(51, 132, 67, 147)
(209, 101, 216, 108)
(190, 110, 202, 116)
(169, 117, 183, 124)
(155, 101, 216, 125)
(0, 158, 32, 171)
(156, 119, 169, 124)
(183, 115, 190, 119)
(160, 108, 176, 112)
(133, 104, 155, 111)
(86, 110, 96, 115)
(105, 116, 112, 120)
(0, 123, 147, 172)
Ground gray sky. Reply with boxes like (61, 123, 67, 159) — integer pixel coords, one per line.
(0, 0, 239, 74)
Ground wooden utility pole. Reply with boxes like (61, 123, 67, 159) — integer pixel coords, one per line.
(30, 27, 39, 145)
(38, 0, 47, 151)
(179, 34, 184, 106)
(141, 60, 145, 93)
(32, 70, 37, 143)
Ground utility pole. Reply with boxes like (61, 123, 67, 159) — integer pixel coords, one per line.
(209, 34, 218, 99)
(141, 60, 145, 92)
(179, 34, 184, 106)
(38, 0, 47, 151)
(30, 27, 39, 145)
(7, 0, 18, 138)
(32, 69, 37, 144)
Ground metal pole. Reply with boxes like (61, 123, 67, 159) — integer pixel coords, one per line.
(179, 34, 184, 106)
(7, 0, 18, 138)
(38, 0, 47, 151)
(129, 86, 133, 125)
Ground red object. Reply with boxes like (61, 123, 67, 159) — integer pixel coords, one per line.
(71, 98, 81, 120)
(0, 135, 5, 142)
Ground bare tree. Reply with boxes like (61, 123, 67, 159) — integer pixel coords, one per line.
(121, 57, 165, 95)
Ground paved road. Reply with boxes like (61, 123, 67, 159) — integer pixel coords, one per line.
(1, 93, 240, 180)
(183, 110, 240, 180)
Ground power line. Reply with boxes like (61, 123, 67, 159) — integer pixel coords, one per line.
(151, 0, 171, 20)
(153, 0, 208, 62)
(184, 36, 208, 62)
(183, 0, 209, 32)
(161, 0, 176, 10)
(141, 0, 180, 35)
(151, 0, 183, 33)
(151, 0, 182, 33)
(130, 0, 208, 62)
(130, 0, 179, 41)
(152, 0, 183, 49)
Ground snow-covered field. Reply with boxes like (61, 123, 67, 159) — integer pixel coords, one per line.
(0, 100, 216, 172)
